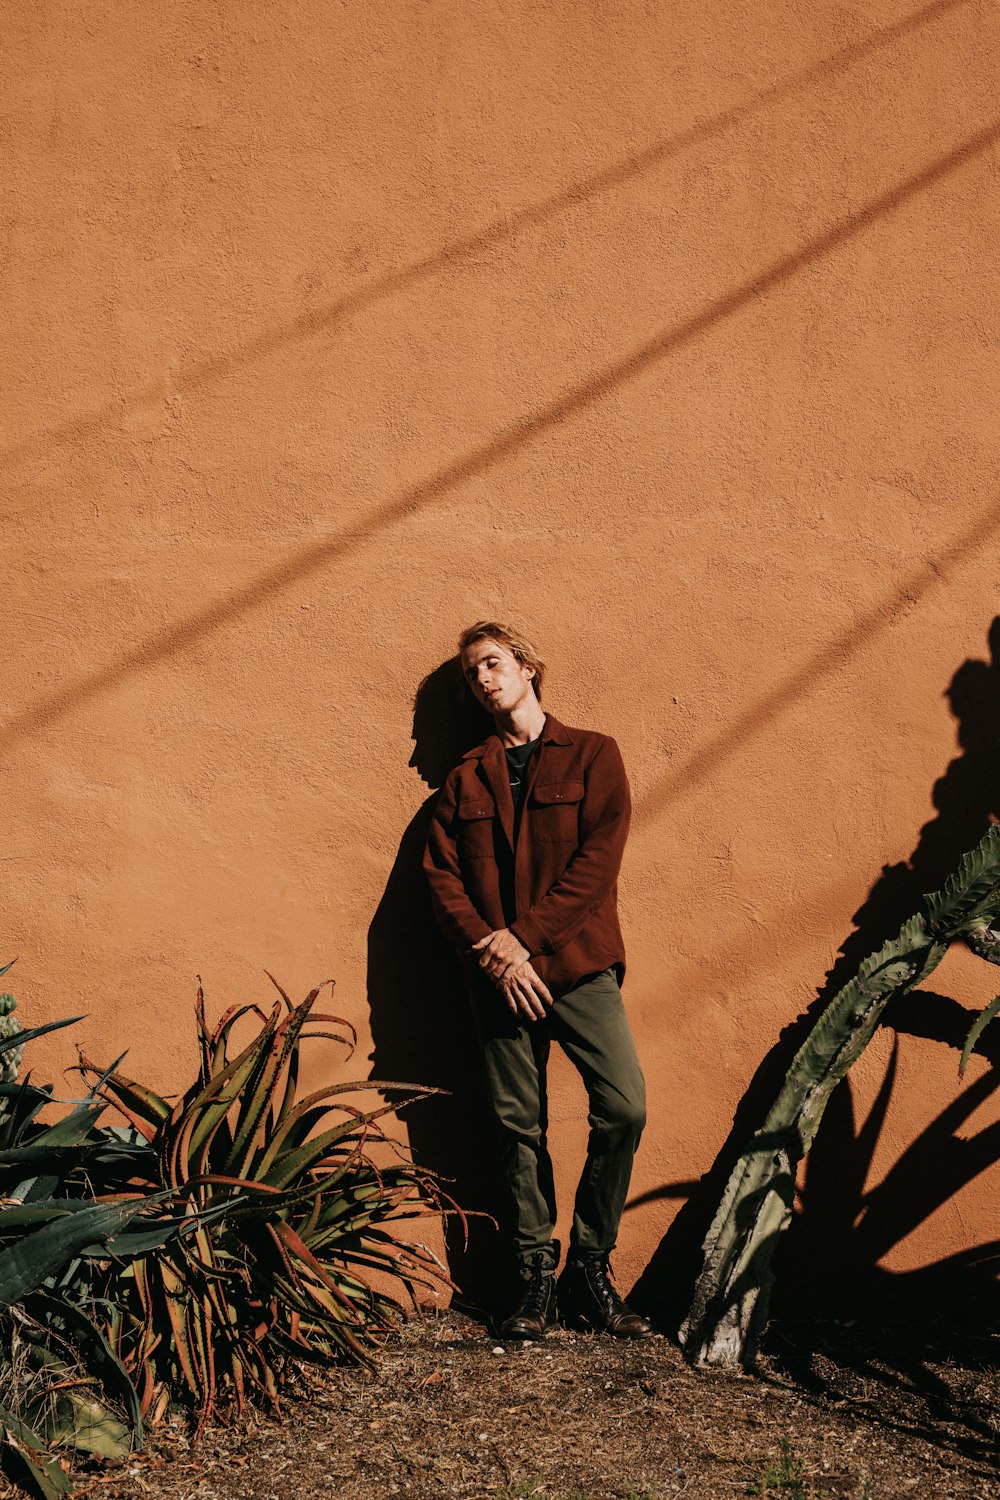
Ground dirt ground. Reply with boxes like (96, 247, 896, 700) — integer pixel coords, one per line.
(61, 1308, 997, 1500)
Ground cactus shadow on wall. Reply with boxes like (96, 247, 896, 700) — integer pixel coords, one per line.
(764, 1037, 1000, 1470)
(366, 659, 509, 1314)
(629, 618, 1000, 1337)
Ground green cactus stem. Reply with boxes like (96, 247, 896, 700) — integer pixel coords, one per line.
(679, 822, 1000, 1369)
(0, 995, 22, 1090)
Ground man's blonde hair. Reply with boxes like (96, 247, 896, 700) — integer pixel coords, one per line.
(458, 621, 546, 700)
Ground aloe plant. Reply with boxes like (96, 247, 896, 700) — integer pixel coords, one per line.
(0, 989, 166, 1499)
(79, 977, 451, 1432)
(0, 970, 245, 1499)
(0, 966, 449, 1492)
(680, 823, 1000, 1368)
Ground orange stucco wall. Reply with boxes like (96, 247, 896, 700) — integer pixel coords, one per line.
(4, 0, 999, 1303)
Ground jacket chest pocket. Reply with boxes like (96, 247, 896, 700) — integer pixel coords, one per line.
(457, 798, 497, 859)
(529, 779, 584, 842)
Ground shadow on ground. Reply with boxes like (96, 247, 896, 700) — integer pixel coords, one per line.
(760, 1303, 999, 1477)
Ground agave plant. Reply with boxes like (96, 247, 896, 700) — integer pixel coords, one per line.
(680, 823, 1000, 1368)
(80, 977, 451, 1431)
(0, 976, 196, 1499)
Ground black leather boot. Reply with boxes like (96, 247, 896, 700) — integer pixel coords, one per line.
(498, 1252, 558, 1341)
(558, 1252, 653, 1339)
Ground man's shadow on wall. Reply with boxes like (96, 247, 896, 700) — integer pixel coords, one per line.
(366, 660, 509, 1311)
(631, 617, 1000, 1334)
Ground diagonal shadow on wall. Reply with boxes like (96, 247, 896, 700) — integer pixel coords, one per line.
(0, 0, 970, 483)
(634, 506, 1000, 821)
(4, 114, 1000, 766)
(629, 621, 1000, 1365)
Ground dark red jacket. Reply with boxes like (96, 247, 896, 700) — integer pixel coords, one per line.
(423, 713, 630, 995)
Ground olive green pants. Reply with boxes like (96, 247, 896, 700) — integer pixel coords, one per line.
(468, 968, 646, 1269)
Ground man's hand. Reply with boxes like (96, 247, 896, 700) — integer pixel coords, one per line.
(473, 927, 530, 981)
(499, 960, 554, 1022)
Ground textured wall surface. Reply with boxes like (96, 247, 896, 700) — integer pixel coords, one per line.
(4, 0, 999, 1301)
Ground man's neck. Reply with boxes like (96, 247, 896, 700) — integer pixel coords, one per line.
(493, 698, 546, 749)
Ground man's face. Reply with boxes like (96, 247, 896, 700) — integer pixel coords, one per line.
(461, 638, 536, 716)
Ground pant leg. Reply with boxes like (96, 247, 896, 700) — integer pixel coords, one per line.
(468, 979, 558, 1266)
(550, 969, 647, 1256)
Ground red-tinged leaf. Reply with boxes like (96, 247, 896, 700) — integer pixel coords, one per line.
(165, 1024, 280, 1180)
(268, 1077, 437, 1135)
(337, 1246, 454, 1300)
(297, 1185, 324, 1243)
(207, 1000, 278, 1055)
(254, 1086, 387, 1180)
(149, 1386, 170, 1427)
(263, 970, 298, 1014)
(187, 1296, 215, 1438)
(181, 1172, 282, 1196)
(132, 1257, 155, 1353)
(230, 1355, 246, 1414)
(226, 1038, 290, 1180)
(236, 1174, 331, 1225)
(195, 979, 211, 1084)
(77, 1056, 170, 1134)
(195, 983, 273, 1075)
(266, 1222, 304, 1293)
(267, 982, 351, 1121)
(264, 1119, 371, 1191)
(254, 1103, 332, 1171)
(228, 988, 342, 1172)
(301, 1013, 358, 1043)
(273, 1039, 300, 1133)
(265, 1097, 432, 1192)
(300, 1028, 358, 1049)
(160, 1258, 199, 1399)
(273, 1220, 374, 1336)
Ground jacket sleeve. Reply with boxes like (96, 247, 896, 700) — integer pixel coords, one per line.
(509, 737, 630, 957)
(423, 772, 493, 953)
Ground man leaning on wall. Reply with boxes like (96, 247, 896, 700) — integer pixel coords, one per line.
(423, 622, 652, 1341)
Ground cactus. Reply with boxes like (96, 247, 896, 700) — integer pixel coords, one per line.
(0, 994, 23, 1090)
(0, 992, 22, 1130)
(680, 822, 1000, 1369)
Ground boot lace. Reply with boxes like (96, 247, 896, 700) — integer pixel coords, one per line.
(579, 1255, 628, 1318)
(518, 1254, 554, 1317)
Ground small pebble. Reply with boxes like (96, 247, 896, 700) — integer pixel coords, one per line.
(491, 1346, 505, 1355)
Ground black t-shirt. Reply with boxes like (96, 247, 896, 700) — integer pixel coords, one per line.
(499, 735, 540, 925)
(505, 736, 540, 822)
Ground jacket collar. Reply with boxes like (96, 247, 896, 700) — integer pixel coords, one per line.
(461, 711, 574, 760)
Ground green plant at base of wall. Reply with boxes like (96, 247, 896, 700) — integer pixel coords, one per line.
(681, 822, 1000, 1369)
(79, 977, 452, 1433)
(0, 966, 450, 1495)
(0, 991, 202, 1500)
